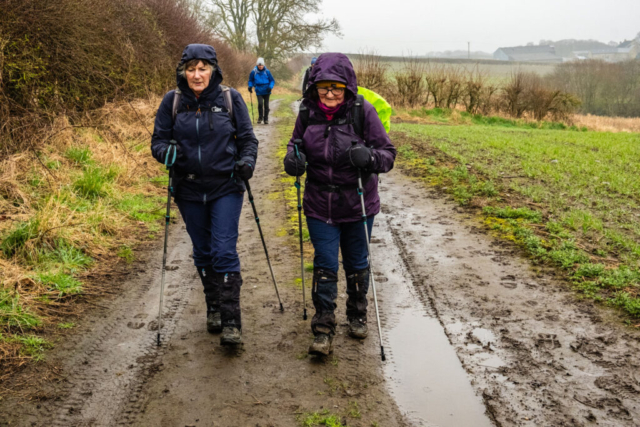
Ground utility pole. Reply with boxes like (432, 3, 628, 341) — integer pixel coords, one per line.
(468, 42, 471, 59)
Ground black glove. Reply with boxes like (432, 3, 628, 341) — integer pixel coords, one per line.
(284, 150, 306, 177)
(248, 87, 253, 93)
(348, 144, 373, 169)
(163, 141, 182, 166)
(235, 161, 254, 180)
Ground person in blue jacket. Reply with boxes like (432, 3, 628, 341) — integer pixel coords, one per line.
(247, 57, 275, 124)
(151, 44, 258, 346)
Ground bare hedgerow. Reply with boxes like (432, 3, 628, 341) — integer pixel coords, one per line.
(461, 66, 487, 114)
(479, 84, 499, 116)
(424, 64, 448, 108)
(442, 65, 464, 109)
(392, 57, 427, 108)
(500, 71, 537, 118)
(354, 50, 389, 93)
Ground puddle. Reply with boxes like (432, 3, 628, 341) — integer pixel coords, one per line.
(471, 328, 497, 349)
(373, 214, 493, 427)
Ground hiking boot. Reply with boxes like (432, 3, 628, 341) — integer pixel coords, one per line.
(257, 118, 263, 124)
(348, 318, 368, 339)
(220, 327, 242, 346)
(263, 119, 269, 124)
(308, 333, 333, 356)
(207, 311, 222, 334)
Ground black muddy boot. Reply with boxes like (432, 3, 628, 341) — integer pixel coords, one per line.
(308, 333, 333, 356)
(221, 326, 242, 346)
(308, 268, 337, 356)
(310, 268, 338, 336)
(219, 272, 243, 345)
(346, 268, 370, 339)
(197, 266, 221, 333)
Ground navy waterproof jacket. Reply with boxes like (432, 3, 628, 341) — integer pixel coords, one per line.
(151, 44, 258, 203)
(248, 67, 275, 96)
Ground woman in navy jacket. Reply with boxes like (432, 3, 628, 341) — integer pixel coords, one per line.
(151, 44, 258, 346)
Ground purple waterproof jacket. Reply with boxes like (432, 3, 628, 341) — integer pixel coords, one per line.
(287, 53, 397, 224)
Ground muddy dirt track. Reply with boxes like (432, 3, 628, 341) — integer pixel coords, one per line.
(2, 101, 640, 426)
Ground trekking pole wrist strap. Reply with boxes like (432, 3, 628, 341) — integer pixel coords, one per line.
(164, 140, 178, 168)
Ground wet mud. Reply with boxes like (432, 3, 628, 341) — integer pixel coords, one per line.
(374, 173, 640, 426)
(2, 101, 640, 426)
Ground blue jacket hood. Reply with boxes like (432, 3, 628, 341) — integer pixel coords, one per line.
(176, 44, 223, 97)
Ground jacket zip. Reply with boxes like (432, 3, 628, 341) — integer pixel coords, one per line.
(325, 125, 333, 224)
(196, 107, 206, 204)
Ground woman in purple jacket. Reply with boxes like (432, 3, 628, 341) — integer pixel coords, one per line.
(284, 53, 397, 356)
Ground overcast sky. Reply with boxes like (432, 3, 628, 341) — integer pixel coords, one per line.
(315, 0, 640, 55)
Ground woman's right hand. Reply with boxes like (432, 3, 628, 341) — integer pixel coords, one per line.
(284, 150, 306, 177)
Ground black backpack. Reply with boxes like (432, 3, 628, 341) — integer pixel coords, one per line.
(171, 85, 234, 126)
(297, 94, 366, 140)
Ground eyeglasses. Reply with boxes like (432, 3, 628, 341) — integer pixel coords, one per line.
(317, 86, 345, 96)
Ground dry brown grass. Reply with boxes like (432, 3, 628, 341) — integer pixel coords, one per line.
(0, 95, 167, 372)
(573, 114, 640, 133)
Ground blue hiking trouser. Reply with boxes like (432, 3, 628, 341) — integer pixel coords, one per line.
(306, 216, 374, 335)
(178, 193, 245, 328)
(176, 192, 244, 272)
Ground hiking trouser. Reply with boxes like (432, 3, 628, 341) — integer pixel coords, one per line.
(257, 94, 270, 121)
(306, 216, 375, 335)
(176, 192, 244, 272)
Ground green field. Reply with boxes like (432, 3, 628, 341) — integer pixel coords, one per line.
(392, 121, 640, 319)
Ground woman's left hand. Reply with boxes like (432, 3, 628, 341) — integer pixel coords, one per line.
(234, 161, 254, 180)
(347, 144, 373, 170)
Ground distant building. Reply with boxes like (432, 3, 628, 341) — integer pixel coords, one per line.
(493, 45, 562, 63)
(566, 40, 640, 62)
(617, 39, 640, 60)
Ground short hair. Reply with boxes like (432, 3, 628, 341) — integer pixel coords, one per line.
(178, 59, 216, 78)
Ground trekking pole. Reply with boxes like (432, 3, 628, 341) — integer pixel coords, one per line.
(249, 91, 255, 124)
(351, 141, 386, 361)
(237, 161, 284, 311)
(157, 141, 178, 347)
(293, 139, 307, 320)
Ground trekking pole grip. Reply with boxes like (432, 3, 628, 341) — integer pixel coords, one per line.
(236, 160, 253, 195)
(293, 138, 302, 157)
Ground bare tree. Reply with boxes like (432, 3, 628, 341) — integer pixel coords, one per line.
(207, 0, 252, 52)
(252, 0, 340, 63)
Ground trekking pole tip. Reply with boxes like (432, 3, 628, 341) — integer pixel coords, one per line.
(156, 333, 161, 347)
(303, 308, 308, 320)
(380, 346, 386, 361)
(279, 303, 284, 312)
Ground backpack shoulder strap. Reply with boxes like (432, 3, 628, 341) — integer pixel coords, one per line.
(219, 85, 234, 125)
(352, 94, 365, 141)
(298, 100, 310, 131)
(172, 88, 182, 123)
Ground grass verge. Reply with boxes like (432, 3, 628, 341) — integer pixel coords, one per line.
(270, 92, 315, 288)
(0, 96, 169, 372)
(391, 120, 640, 322)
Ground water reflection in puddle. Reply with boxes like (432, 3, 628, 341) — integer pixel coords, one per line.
(375, 215, 493, 427)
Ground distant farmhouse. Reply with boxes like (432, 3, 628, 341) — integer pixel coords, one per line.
(494, 40, 640, 63)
